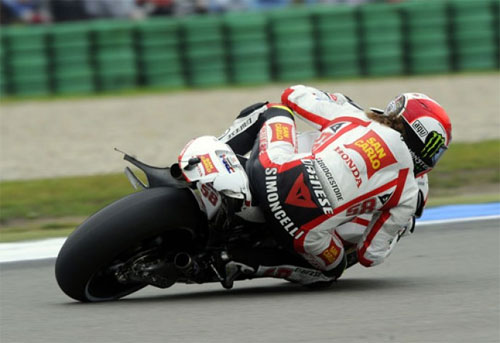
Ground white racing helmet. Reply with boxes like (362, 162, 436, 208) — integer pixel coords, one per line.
(385, 93, 452, 176)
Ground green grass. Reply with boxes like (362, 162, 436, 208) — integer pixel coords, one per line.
(0, 173, 134, 223)
(427, 193, 500, 207)
(428, 140, 500, 189)
(0, 140, 498, 242)
(0, 226, 76, 243)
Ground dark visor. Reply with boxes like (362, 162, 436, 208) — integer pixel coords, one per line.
(403, 121, 447, 168)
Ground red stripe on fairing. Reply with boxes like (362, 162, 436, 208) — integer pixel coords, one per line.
(357, 211, 391, 267)
(281, 88, 331, 129)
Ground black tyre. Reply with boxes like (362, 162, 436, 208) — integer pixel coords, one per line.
(55, 187, 202, 302)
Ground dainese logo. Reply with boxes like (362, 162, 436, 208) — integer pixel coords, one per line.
(270, 123, 294, 144)
(199, 154, 218, 175)
(345, 130, 397, 179)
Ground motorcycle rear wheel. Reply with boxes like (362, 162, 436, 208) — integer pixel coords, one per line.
(55, 187, 202, 302)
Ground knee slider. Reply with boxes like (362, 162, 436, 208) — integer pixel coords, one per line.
(322, 254, 347, 280)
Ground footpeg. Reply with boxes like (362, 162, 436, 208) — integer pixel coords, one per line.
(221, 261, 255, 289)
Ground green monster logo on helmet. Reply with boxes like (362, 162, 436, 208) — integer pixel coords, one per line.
(421, 131, 445, 159)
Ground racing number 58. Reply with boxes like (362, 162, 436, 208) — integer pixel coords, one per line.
(200, 184, 219, 206)
(346, 198, 376, 216)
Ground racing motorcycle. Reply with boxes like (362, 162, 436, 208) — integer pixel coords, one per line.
(55, 136, 359, 302)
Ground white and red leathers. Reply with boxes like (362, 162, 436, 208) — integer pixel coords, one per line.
(279, 85, 419, 270)
(295, 130, 429, 249)
(220, 85, 421, 276)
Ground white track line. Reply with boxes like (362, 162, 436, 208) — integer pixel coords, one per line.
(416, 215, 500, 227)
(0, 238, 67, 263)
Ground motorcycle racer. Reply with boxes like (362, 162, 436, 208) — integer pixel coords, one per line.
(218, 85, 452, 282)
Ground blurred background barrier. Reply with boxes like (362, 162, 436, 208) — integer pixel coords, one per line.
(0, 0, 498, 97)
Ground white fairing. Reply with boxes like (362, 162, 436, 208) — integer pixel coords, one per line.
(178, 136, 254, 220)
(194, 182, 222, 220)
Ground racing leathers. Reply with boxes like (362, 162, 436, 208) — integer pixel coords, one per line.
(219, 85, 420, 278)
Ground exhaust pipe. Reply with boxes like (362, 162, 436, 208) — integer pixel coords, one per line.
(174, 252, 196, 272)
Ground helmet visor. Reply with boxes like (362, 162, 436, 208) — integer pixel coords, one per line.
(426, 143, 447, 167)
(420, 131, 447, 167)
(403, 121, 448, 172)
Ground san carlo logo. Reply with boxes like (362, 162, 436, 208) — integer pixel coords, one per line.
(270, 122, 294, 144)
(199, 154, 218, 175)
(344, 130, 397, 179)
(318, 239, 341, 265)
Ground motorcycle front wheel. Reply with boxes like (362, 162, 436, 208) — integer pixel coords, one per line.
(55, 187, 203, 302)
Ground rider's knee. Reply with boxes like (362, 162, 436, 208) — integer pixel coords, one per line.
(322, 254, 347, 280)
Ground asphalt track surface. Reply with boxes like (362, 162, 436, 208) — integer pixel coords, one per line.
(1, 219, 499, 343)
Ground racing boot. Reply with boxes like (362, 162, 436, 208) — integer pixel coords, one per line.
(210, 251, 255, 289)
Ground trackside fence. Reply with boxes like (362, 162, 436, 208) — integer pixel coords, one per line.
(0, 0, 498, 97)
